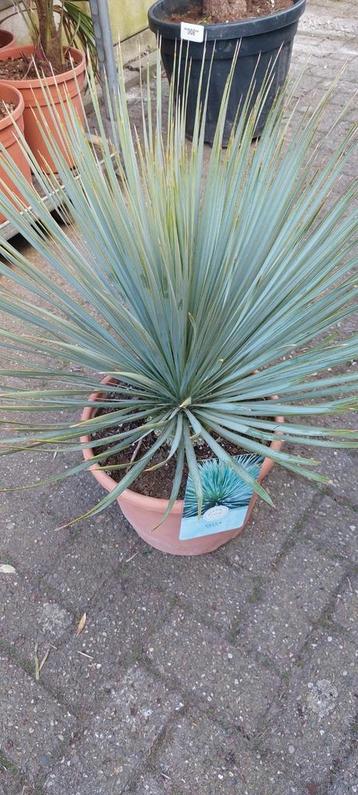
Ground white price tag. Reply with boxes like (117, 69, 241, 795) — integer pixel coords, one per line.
(180, 21, 204, 43)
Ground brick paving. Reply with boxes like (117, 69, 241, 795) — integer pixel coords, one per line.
(0, 1, 357, 793)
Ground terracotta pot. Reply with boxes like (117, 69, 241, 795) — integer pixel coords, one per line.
(81, 376, 284, 556)
(0, 83, 32, 225)
(0, 45, 86, 171)
(0, 30, 15, 51)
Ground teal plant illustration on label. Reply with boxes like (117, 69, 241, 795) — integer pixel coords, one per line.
(179, 454, 263, 540)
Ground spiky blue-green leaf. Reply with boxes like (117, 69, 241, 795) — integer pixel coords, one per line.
(0, 46, 356, 522)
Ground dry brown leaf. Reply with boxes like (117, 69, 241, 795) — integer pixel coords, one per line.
(76, 612, 87, 636)
(34, 643, 40, 681)
(125, 552, 139, 564)
(39, 647, 51, 673)
(34, 644, 51, 681)
(77, 650, 93, 660)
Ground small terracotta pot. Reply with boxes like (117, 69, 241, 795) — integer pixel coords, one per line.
(0, 45, 86, 171)
(0, 83, 32, 224)
(0, 30, 15, 52)
(81, 377, 284, 556)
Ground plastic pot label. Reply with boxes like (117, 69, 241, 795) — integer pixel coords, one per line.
(179, 454, 263, 540)
(180, 21, 204, 43)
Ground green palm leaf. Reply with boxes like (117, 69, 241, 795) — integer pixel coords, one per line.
(61, 1, 97, 69)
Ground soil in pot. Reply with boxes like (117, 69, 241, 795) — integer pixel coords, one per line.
(0, 53, 73, 81)
(0, 100, 15, 119)
(91, 391, 267, 500)
(168, 0, 293, 24)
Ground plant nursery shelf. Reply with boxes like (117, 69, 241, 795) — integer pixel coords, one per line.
(0, 178, 63, 241)
(0, 137, 115, 242)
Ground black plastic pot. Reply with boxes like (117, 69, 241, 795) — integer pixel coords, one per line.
(148, 0, 306, 144)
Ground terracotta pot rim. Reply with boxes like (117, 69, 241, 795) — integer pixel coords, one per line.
(0, 83, 24, 130)
(81, 376, 285, 515)
(0, 45, 85, 88)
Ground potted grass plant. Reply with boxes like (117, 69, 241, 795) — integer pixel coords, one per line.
(148, 0, 306, 144)
(0, 1, 95, 169)
(0, 51, 356, 556)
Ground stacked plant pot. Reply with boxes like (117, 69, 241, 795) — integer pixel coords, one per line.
(0, 30, 28, 221)
(0, 24, 86, 225)
(0, 44, 86, 173)
(0, 82, 31, 223)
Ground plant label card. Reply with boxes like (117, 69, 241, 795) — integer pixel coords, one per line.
(179, 454, 263, 540)
(180, 22, 205, 43)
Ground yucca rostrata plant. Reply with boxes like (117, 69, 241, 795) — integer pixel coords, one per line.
(0, 52, 357, 529)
